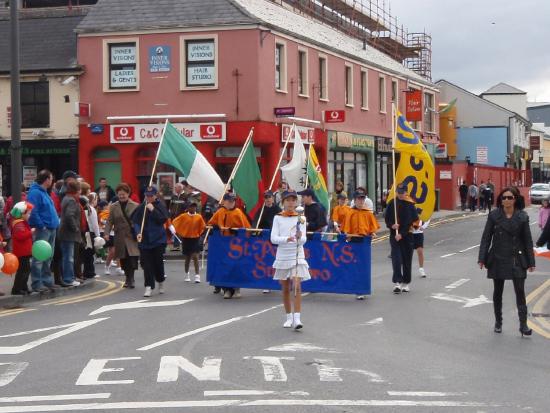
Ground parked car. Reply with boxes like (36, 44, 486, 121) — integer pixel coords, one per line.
(529, 183, 550, 204)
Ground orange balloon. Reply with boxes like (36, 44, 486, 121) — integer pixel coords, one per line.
(2, 253, 19, 275)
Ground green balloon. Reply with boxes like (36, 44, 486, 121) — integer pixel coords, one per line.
(32, 240, 53, 262)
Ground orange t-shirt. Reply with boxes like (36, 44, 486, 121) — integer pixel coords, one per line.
(331, 205, 351, 227)
(172, 213, 206, 239)
(342, 207, 379, 236)
(208, 207, 251, 235)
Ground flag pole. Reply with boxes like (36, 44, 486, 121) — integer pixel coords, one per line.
(391, 103, 398, 227)
(254, 123, 296, 229)
(138, 119, 169, 243)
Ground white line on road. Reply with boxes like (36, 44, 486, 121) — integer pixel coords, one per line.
(387, 391, 468, 397)
(431, 293, 492, 308)
(89, 299, 194, 316)
(459, 244, 480, 253)
(265, 343, 338, 353)
(441, 244, 479, 258)
(0, 399, 498, 411)
(360, 317, 384, 326)
(204, 390, 309, 397)
(433, 238, 452, 246)
(0, 394, 111, 403)
(445, 279, 470, 290)
(440, 253, 456, 258)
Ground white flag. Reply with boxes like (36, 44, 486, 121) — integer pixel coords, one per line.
(281, 128, 307, 191)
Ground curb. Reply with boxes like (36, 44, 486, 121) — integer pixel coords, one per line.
(0, 279, 96, 309)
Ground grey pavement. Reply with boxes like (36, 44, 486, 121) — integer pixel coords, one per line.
(0, 207, 548, 412)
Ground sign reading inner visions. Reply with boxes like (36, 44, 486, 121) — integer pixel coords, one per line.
(110, 43, 137, 89)
(186, 40, 215, 87)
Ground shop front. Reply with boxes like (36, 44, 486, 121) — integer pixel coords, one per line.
(0, 139, 78, 195)
(375, 136, 394, 213)
(327, 131, 375, 207)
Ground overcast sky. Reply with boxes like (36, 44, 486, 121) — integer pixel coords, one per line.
(387, 0, 550, 102)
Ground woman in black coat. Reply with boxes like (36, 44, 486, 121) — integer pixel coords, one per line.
(478, 186, 535, 336)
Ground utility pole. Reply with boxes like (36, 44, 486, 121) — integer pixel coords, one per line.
(10, 0, 22, 202)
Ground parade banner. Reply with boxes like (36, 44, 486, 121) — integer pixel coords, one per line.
(207, 230, 371, 295)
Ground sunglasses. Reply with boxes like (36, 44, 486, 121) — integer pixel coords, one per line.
(501, 195, 515, 200)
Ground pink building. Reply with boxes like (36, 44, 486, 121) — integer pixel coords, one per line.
(76, 0, 439, 208)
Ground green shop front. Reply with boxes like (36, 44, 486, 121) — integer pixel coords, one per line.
(327, 131, 376, 205)
(0, 139, 78, 195)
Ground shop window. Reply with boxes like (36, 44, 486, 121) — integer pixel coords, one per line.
(93, 148, 121, 189)
(275, 41, 287, 92)
(21, 81, 49, 129)
(105, 41, 138, 91)
(424, 92, 435, 132)
(181, 35, 218, 89)
(319, 55, 328, 100)
(345, 64, 353, 107)
(360, 69, 368, 110)
(329, 151, 369, 198)
(378, 76, 386, 113)
(298, 49, 308, 97)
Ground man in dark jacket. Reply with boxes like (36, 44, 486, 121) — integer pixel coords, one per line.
(459, 181, 468, 211)
(385, 183, 419, 294)
(253, 190, 281, 229)
(298, 188, 327, 237)
(131, 186, 170, 297)
(58, 180, 82, 287)
(95, 177, 116, 203)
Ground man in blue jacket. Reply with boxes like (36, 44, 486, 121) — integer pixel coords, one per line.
(27, 169, 60, 292)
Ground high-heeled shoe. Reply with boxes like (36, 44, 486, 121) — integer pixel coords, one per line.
(519, 325, 532, 337)
(494, 323, 502, 334)
(518, 305, 532, 337)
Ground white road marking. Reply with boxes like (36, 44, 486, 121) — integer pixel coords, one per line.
(0, 394, 111, 403)
(361, 317, 383, 326)
(0, 319, 109, 355)
(440, 253, 456, 258)
(441, 244, 479, 258)
(445, 279, 470, 290)
(138, 304, 283, 351)
(431, 293, 492, 308)
(0, 363, 29, 387)
(265, 343, 338, 353)
(157, 356, 221, 382)
(459, 244, 480, 253)
(387, 391, 468, 397)
(243, 357, 294, 382)
(311, 359, 342, 382)
(204, 390, 309, 397)
(76, 357, 141, 386)
(0, 399, 497, 411)
(433, 238, 452, 246)
(89, 299, 194, 316)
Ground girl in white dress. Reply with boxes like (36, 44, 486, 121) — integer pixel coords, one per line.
(270, 190, 311, 329)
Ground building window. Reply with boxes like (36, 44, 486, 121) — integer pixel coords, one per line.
(424, 92, 435, 132)
(378, 76, 386, 113)
(275, 42, 287, 92)
(391, 79, 398, 107)
(21, 81, 49, 129)
(298, 49, 308, 96)
(360, 69, 368, 109)
(345, 64, 353, 106)
(319, 55, 328, 100)
(183, 37, 217, 88)
(108, 42, 138, 90)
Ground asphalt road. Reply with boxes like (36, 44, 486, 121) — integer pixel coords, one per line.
(0, 208, 549, 412)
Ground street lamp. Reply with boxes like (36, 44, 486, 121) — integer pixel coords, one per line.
(9, 0, 22, 202)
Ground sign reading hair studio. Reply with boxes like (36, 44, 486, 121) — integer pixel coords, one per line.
(186, 40, 216, 86)
(110, 122, 226, 144)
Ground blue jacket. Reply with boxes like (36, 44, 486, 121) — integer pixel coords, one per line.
(27, 183, 60, 229)
(131, 200, 169, 249)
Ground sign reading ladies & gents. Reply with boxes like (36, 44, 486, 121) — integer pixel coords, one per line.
(110, 44, 137, 88)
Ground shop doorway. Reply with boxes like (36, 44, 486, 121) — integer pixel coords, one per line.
(93, 148, 121, 189)
(328, 151, 368, 196)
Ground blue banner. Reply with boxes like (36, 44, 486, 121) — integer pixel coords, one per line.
(206, 230, 371, 295)
(149, 46, 171, 73)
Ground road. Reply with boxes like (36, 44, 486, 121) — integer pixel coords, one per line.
(0, 208, 549, 412)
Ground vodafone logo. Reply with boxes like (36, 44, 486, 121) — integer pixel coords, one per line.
(200, 124, 222, 139)
(324, 110, 345, 123)
(330, 111, 339, 119)
(113, 126, 135, 141)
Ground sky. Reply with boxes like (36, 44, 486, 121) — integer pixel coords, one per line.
(386, 0, 550, 102)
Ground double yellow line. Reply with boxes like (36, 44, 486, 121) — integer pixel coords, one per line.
(527, 278, 550, 340)
(41, 279, 124, 306)
(0, 307, 36, 317)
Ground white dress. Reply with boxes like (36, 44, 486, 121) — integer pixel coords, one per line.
(270, 214, 311, 281)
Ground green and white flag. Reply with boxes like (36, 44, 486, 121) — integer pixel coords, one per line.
(158, 122, 225, 200)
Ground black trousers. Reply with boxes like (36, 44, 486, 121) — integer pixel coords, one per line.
(493, 278, 526, 309)
(390, 233, 414, 284)
(12, 256, 31, 294)
(82, 247, 96, 278)
(140, 245, 166, 289)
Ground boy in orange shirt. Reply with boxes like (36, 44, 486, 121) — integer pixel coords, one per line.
(342, 190, 379, 300)
(172, 202, 206, 283)
(331, 193, 350, 232)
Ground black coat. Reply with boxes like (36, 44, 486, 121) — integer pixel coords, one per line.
(304, 202, 327, 232)
(478, 209, 535, 279)
(384, 198, 419, 237)
(253, 204, 281, 229)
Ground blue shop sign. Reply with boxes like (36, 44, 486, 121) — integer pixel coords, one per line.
(90, 124, 104, 134)
(149, 45, 171, 73)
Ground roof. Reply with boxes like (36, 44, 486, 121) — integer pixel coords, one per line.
(481, 82, 526, 95)
(0, 8, 87, 73)
(76, 0, 258, 33)
(527, 102, 550, 109)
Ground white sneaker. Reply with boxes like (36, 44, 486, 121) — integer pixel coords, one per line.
(143, 286, 152, 297)
(419, 268, 426, 278)
(356, 295, 365, 300)
(401, 283, 410, 292)
(262, 290, 271, 294)
(116, 267, 124, 276)
(283, 314, 293, 328)
(293, 313, 303, 330)
(70, 280, 80, 287)
(194, 274, 201, 283)
(104, 265, 111, 275)
(159, 282, 165, 294)
(393, 283, 402, 294)
(233, 288, 241, 298)
(184, 274, 191, 282)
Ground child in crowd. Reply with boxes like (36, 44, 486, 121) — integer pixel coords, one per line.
(413, 219, 430, 278)
(538, 199, 550, 229)
(270, 190, 310, 330)
(331, 193, 350, 232)
(10, 202, 34, 295)
(172, 202, 206, 283)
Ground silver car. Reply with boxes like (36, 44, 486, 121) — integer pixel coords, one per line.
(529, 183, 550, 204)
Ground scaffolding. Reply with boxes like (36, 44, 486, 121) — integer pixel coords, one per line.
(271, 0, 432, 80)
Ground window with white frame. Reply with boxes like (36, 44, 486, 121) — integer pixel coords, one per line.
(298, 49, 308, 96)
(345, 64, 353, 106)
(108, 42, 138, 90)
(378, 76, 386, 112)
(360, 69, 368, 109)
(184, 38, 216, 88)
(391, 79, 398, 107)
(275, 42, 287, 92)
(424, 92, 435, 132)
(319, 55, 328, 100)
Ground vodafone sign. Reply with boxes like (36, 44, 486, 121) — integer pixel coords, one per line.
(110, 122, 226, 144)
(324, 110, 345, 123)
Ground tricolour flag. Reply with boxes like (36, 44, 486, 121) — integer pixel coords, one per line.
(231, 137, 264, 218)
(387, 111, 435, 222)
(307, 145, 330, 213)
(280, 128, 307, 191)
(158, 122, 225, 200)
